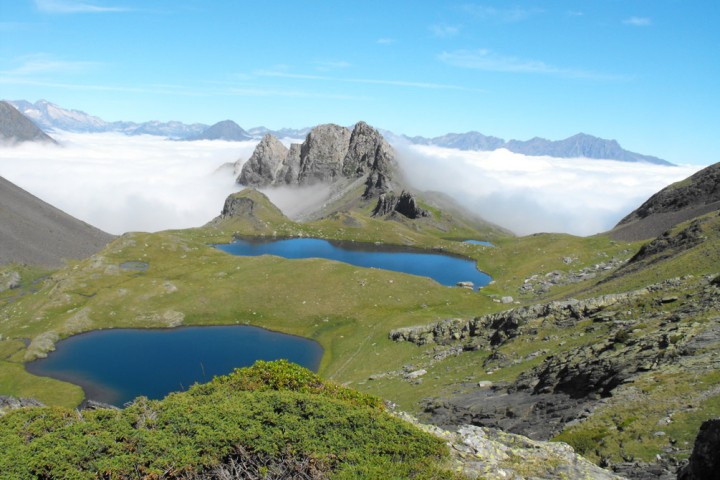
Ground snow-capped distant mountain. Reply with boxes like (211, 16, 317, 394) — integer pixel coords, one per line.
(6, 99, 672, 165)
(10, 99, 108, 133)
(7, 100, 207, 139)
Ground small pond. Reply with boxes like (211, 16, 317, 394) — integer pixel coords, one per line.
(215, 237, 491, 288)
(463, 240, 495, 247)
(26, 325, 323, 407)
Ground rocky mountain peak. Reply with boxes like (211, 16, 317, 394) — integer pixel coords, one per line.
(0, 101, 57, 145)
(237, 121, 396, 198)
(189, 119, 251, 141)
(297, 124, 352, 184)
(237, 134, 289, 187)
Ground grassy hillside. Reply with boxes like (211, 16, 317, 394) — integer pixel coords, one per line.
(1, 189, 718, 474)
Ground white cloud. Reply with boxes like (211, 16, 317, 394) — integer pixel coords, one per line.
(0, 134, 701, 238)
(0, 132, 257, 234)
(462, 5, 541, 23)
(430, 24, 460, 38)
(623, 17, 652, 27)
(34, 0, 129, 13)
(2, 54, 103, 76)
(438, 49, 630, 81)
(394, 144, 701, 236)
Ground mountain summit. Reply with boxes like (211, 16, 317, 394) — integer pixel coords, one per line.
(187, 120, 251, 141)
(0, 101, 57, 144)
(237, 121, 394, 199)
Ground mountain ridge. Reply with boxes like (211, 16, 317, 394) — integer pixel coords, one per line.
(7, 99, 671, 164)
(0, 101, 57, 145)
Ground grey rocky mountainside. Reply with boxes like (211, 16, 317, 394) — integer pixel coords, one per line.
(237, 121, 395, 200)
(611, 161, 720, 241)
(0, 101, 56, 144)
(186, 120, 252, 141)
(0, 176, 114, 266)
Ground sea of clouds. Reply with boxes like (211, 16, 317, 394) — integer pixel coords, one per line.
(395, 145, 701, 236)
(0, 132, 702, 236)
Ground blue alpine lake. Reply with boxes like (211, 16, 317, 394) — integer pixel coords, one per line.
(26, 326, 323, 407)
(215, 237, 492, 288)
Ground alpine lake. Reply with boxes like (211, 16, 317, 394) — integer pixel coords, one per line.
(27, 237, 491, 406)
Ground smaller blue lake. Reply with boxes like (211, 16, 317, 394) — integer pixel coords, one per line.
(215, 237, 491, 288)
(463, 240, 495, 247)
(26, 326, 322, 407)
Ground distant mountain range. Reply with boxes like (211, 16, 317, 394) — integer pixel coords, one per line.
(6, 99, 671, 165)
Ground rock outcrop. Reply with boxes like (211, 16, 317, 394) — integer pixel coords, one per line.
(237, 134, 289, 187)
(678, 419, 720, 480)
(394, 411, 623, 480)
(372, 191, 430, 219)
(237, 121, 394, 198)
(390, 275, 720, 451)
(0, 396, 43, 415)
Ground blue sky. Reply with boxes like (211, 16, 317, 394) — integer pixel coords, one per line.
(1, 0, 718, 165)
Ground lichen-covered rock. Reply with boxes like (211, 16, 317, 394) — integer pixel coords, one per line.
(393, 411, 624, 480)
(0, 396, 43, 416)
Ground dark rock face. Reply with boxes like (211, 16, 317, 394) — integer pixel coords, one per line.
(237, 121, 395, 198)
(678, 419, 720, 480)
(0, 101, 57, 144)
(372, 191, 430, 219)
(220, 195, 257, 218)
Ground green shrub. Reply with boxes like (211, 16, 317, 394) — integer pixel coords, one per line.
(0, 361, 453, 479)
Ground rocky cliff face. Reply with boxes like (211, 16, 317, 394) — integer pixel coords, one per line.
(372, 191, 430, 219)
(237, 134, 289, 187)
(237, 121, 394, 198)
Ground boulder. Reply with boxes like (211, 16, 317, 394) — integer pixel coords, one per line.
(678, 419, 720, 480)
(372, 191, 430, 219)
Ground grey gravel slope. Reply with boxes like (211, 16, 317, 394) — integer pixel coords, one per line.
(0, 176, 114, 266)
